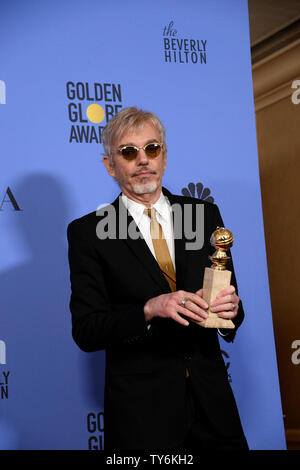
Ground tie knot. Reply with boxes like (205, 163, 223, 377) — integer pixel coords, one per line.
(145, 208, 156, 219)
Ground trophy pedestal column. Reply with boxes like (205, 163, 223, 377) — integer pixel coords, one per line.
(198, 267, 235, 329)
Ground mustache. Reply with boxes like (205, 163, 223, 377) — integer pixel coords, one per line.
(131, 168, 157, 177)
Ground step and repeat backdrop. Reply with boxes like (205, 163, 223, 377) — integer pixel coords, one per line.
(0, 0, 286, 449)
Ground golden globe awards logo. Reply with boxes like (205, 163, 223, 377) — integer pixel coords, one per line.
(163, 21, 207, 64)
(0, 187, 21, 211)
(66, 81, 123, 144)
(87, 411, 104, 450)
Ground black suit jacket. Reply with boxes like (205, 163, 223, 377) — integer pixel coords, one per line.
(67, 188, 245, 449)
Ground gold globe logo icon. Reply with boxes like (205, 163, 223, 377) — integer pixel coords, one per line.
(86, 103, 105, 123)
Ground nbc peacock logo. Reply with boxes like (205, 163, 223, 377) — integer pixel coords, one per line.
(181, 182, 214, 203)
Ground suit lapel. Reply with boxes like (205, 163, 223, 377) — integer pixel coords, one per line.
(110, 189, 189, 292)
(111, 194, 170, 292)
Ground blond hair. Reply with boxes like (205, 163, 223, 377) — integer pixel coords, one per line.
(102, 106, 167, 161)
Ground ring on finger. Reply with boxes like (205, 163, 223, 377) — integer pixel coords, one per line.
(181, 298, 187, 307)
(232, 303, 235, 310)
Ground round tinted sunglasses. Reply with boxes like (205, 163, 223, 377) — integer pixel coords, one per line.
(111, 142, 164, 161)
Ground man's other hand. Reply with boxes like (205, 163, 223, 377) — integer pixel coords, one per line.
(144, 290, 209, 326)
(209, 285, 239, 320)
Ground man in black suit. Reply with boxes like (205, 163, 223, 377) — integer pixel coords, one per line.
(67, 107, 248, 450)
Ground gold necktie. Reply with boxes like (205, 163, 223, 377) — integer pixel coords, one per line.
(145, 208, 176, 292)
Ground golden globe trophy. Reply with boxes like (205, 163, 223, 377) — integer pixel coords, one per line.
(197, 227, 235, 329)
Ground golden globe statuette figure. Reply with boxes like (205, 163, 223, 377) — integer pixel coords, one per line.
(197, 227, 235, 329)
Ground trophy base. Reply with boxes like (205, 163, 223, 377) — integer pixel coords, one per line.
(196, 312, 235, 329)
(194, 267, 235, 329)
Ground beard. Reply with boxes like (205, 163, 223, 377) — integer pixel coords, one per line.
(132, 179, 158, 195)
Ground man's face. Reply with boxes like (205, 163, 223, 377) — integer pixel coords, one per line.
(103, 122, 166, 202)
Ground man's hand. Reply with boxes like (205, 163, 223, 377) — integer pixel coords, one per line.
(144, 290, 209, 326)
(209, 285, 239, 320)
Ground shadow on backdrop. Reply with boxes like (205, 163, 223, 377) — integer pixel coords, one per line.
(1, 173, 105, 449)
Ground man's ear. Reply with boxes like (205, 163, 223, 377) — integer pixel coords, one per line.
(163, 150, 167, 171)
(103, 155, 116, 178)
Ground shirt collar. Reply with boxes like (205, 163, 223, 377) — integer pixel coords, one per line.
(152, 192, 171, 222)
(121, 191, 170, 226)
